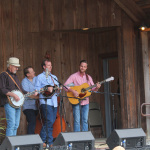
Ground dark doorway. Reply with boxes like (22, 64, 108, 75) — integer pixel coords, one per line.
(102, 57, 121, 137)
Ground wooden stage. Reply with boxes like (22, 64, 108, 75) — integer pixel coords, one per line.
(43, 138, 109, 150)
(95, 138, 109, 150)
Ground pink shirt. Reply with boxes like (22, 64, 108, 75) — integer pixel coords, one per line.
(64, 71, 95, 105)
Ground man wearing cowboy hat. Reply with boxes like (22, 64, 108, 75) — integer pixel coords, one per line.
(0, 57, 26, 136)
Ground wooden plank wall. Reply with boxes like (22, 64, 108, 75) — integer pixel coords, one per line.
(117, 11, 146, 129)
(0, 0, 146, 139)
(0, 17, 118, 137)
(119, 13, 138, 129)
(140, 31, 150, 137)
(29, 0, 121, 31)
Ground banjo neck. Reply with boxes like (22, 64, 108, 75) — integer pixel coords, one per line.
(24, 87, 47, 98)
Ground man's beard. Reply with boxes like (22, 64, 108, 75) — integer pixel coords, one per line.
(13, 71, 17, 74)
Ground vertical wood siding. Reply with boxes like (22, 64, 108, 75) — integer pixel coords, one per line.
(0, 0, 147, 138)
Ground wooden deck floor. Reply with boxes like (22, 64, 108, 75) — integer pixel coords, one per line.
(43, 138, 109, 150)
(95, 138, 109, 150)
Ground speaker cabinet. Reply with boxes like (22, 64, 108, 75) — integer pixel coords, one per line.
(53, 131, 95, 150)
(0, 134, 43, 150)
(106, 128, 146, 150)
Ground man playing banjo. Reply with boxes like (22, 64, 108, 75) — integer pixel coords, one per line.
(0, 57, 27, 136)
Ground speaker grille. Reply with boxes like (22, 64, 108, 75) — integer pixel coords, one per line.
(0, 134, 43, 150)
(106, 128, 146, 150)
(53, 131, 95, 150)
(14, 144, 41, 150)
(68, 141, 93, 150)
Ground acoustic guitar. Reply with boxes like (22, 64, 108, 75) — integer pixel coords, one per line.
(67, 76, 114, 104)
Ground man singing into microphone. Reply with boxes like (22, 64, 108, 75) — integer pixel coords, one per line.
(34, 59, 59, 148)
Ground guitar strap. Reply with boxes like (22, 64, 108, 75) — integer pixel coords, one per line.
(86, 74, 89, 82)
(5, 71, 23, 93)
(50, 75, 56, 86)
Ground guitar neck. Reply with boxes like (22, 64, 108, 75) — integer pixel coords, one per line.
(85, 82, 100, 91)
(85, 77, 113, 91)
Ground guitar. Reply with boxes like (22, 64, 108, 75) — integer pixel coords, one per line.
(67, 76, 114, 104)
(7, 87, 48, 108)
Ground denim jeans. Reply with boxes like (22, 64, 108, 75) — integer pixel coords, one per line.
(4, 103, 21, 136)
(40, 104, 57, 145)
(23, 109, 38, 134)
(72, 104, 89, 132)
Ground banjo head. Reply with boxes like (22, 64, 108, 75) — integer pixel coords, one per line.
(9, 90, 24, 108)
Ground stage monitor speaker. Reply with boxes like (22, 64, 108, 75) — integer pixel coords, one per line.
(0, 134, 43, 150)
(106, 128, 146, 150)
(53, 131, 95, 150)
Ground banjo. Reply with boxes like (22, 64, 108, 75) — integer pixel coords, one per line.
(7, 87, 47, 108)
(8, 85, 60, 108)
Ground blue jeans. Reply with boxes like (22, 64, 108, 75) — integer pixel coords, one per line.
(23, 109, 38, 134)
(4, 103, 21, 136)
(72, 104, 89, 132)
(40, 104, 57, 145)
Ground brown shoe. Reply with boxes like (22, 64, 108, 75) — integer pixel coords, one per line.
(43, 143, 47, 148)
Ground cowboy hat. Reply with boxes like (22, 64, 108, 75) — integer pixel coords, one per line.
(7, 57, 20, 67)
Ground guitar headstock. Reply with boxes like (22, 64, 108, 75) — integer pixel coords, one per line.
(106, 76, 114, 82)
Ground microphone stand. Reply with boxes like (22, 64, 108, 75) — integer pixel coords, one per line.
(92, 91, 120, 130)
(49, 74, 86, 132)
(49, 74, 69, 132)
(59, 95, 84, 131)
(109, 92, 120, 130)
(45, 97, 48, 147)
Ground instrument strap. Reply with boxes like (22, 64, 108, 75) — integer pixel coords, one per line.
(5, 71, 23, 93)
(50, 75, 56, 86)
(86, 74, 89, 82)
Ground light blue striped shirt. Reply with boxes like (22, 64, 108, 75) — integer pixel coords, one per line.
(34, 71, 58, 107)
(21, 76, 37, 111)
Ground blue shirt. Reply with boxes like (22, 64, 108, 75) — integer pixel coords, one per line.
(34, 71, 58, 107)
(21, 76, 37, 111)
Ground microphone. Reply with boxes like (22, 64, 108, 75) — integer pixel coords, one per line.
(45, 68, 49, 79)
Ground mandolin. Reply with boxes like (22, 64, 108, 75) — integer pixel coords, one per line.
(42, 85, 61, 97)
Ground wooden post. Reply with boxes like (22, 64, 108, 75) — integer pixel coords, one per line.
(141, 31, 150, 138)
(118, 13, 138, 128)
